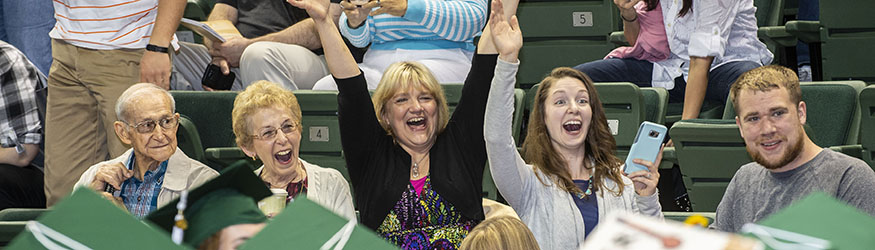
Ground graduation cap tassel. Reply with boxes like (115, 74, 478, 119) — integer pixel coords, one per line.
(320, 219, 356, 250)
(172, 191, 189, 245)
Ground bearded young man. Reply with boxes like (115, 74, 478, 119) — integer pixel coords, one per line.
(712, 65, 875, 232)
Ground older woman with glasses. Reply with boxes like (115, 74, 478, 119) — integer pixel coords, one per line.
(76, 83, 218, 218)
(231, 80, 355, 220)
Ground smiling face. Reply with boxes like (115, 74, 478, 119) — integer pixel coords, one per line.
(382, 86, 439, 151)
(115, 91, 178, 165)
(735, 87, 807, 170)
(241, 105, 302, 173)
(543, 77, 593, 154)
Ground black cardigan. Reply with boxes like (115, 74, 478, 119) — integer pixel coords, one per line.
(336, 53, 498, 230)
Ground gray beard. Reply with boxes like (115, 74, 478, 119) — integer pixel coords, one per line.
(747, 133, 804, 170)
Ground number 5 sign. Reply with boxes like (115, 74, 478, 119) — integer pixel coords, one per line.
(572, 12, 593, 27)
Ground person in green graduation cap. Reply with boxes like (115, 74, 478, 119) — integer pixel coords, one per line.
(147, 164, 272, 250)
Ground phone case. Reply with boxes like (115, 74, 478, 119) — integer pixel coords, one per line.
(202, 64, 236, 90)
(624, 121, 667, 174)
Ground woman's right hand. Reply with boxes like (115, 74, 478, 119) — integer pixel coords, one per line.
(287, 0, 332, 21)
(340, 0, 378, 28)
(613, 0, 640, 20)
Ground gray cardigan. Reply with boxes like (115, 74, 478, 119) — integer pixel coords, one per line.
(484, 59, 663, 250)
(255, 158, 356, 221)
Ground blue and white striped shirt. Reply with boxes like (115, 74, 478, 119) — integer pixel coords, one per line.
(121, 152, 168, 219)
(339, 0, 487, 51)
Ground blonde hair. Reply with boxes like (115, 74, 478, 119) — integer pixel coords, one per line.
(522, 68, 625, 196)
(729, 65, 801, 115)
(371, 61, 450, 137)
(460, 216, 541, 250)
(232, 81, 302, 149)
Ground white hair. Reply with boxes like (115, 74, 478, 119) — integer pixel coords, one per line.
(115, 83, 176, 123)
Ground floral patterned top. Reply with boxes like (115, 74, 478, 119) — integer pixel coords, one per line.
(376, 177, 478, 249)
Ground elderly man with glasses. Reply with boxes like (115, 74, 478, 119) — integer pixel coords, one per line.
(74, 83, 218, 218)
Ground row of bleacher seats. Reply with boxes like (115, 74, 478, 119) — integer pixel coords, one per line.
(169, 81, 875, 213)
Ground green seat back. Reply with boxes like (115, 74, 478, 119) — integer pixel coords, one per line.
(814, 0, 875, 82)
(0, 222, 26, 247)
(593, 83, 645, 153)
(641, 87, 668, 125)
(170, 91, 239, 169)
(442, 83, 464, 114)
(515, 0, 617, 86)
(753, 0, 784, 27)
(176, 115, 205, 163)
(293, 90, 349, 181)
(859, 86, 875, 168)
(0, 208, 49, 222)
(797, 81, 865, 146)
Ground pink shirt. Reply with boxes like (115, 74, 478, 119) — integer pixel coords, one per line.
(605, 2, 670, 62)
(411, 176, 428, 196)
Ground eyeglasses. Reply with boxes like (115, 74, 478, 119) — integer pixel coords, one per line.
(252, 122, 297, 141)
(125, 115, 179, 134)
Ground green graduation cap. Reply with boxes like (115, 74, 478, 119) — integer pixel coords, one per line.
(145, 164, 271, 248)
(241, 197, 398, 250)
(5, 188, 185, 249)
(743, 192, 875, 250)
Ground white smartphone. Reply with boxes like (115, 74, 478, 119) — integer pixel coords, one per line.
(624, 121, 666, 174)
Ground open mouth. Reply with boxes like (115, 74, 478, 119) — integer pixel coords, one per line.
(563, 120, 582, 132)
(760, 140, 782, 150)
(274, 149, 293, 164)
(406, 117, 427, 128)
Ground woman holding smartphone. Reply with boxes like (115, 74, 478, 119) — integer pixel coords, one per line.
(484, 1, 663, 249)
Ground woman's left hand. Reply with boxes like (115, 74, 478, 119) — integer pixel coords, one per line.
(369, 0, 407, 16)
(489, 0, 522, 62)
(627, 144, 664, 196)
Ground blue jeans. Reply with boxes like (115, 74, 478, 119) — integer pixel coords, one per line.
(0, 0, 55, 75)
(573, 58, 761, 105)
(795, 0, 819, 66)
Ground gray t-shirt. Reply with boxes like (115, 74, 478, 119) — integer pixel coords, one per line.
(713, 149, 875, 232)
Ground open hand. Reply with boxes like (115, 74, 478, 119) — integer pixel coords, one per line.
(288, 0, 333, 21)
(369, 0, 407, 16)
(613, 0, 640, 20)
(340, 0, 377, 28)
(489, 0, 522, 62)
(626, 144, 664, 196)
(89, 162, 133, 192)
(139, 51, 171, 89)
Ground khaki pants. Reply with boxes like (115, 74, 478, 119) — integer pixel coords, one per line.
(44, 39, 138, 206)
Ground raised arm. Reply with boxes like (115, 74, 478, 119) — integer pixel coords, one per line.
(483, 0, 530, 206)
(615, 0, 641, 45)
(288, 0, 359, 78)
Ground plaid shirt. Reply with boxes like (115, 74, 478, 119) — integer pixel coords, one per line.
(121, 152, 168, 218)
(0, 41, 42, 151)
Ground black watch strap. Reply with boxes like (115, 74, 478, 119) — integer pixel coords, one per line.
(146, 44, 170, 54)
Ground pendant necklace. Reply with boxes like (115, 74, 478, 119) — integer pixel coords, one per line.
(412, 152, 429, 178)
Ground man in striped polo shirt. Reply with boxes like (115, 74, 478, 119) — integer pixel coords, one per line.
(45, 0, 186, 206)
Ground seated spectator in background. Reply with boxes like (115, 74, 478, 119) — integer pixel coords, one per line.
(173, 0, 346, 91)
(460, 216, 540, 250)
(147, 165, 269, 250)
(46, 0, 183, 207)
(232, 80, 355, 219)
(712, 65, 875, 232)
(288, 0, 500, 247)
(76, 83, 218, 218)
(0, 40, 46, 210)
(483, 1, 662, 248)
(310, 0, 488, 90)
(574, 0, 772, 120)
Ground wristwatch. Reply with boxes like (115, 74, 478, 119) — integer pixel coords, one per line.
(146, 44, 170, 54)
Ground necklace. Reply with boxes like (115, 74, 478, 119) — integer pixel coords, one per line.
(411, 152, 429, 178)
(574, 175, 594, 200)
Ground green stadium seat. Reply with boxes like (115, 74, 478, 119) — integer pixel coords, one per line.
(671, 80, 866, 211)
(785, 0, 875, 83)
(860, 85, 875, 168)
(294, 90, 348, 181)
(170, 91, 239, 171)
(0, 221, 26, 247)
(0, 209, 48, 222)
(641, 87, 668, 125)
(516, 0, 618, 87)
(176, 115, 205, 163)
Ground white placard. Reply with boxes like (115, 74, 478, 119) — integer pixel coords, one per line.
(572, 12, 594, 27)
(608, 120, 619, 135)
(309, 126, 329, 142)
